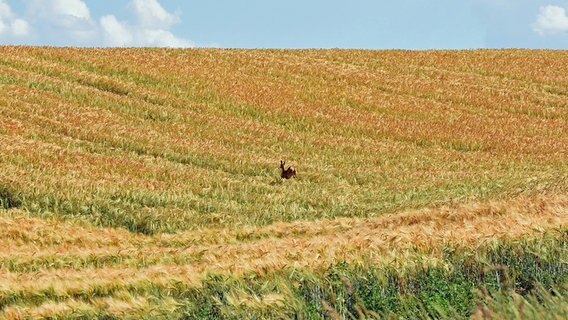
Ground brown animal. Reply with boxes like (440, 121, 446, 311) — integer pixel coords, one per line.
(280, 160, 297, 179)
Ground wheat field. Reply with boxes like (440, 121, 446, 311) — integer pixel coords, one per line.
(0, 47, 567, 318)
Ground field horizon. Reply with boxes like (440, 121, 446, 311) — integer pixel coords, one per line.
(0, 47, 567, 319)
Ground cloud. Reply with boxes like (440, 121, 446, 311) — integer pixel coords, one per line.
(25, 0, 96, 42)
(100, 0, 193, 47)
(0, 0, 13, 19)
(100, 15, 133, 46)
(533, 5, 568, 35)
(138, 29, 193, 47)
(131, 0, 179, 29)
(27, 0, 91, 21)
(17, 0, 193, 47)
(100, 16, 193, 47)
(11, 19, 30, 36)
(53, 0, 90, 20)
(28, 0, 91, 23)
(0, 0, 30, 37)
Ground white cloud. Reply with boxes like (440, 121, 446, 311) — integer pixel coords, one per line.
(3, 0, 193, 46)
(100, 14, 133, 46)
(28, 0, 91, 21)
(52, 0, 90, 20)
(31, 0, 91, 28)
(0, 0, 13, 19)
(11, 19, 30, 36)
(100, 13, 193, 47)
(100, 0, 193, 47)
(138, 29, 193, 47)
(26, 0, 95, 42)
(533, 5, 568, 35)
(131, 0, 179, 29)
(0, 0, 30, 37)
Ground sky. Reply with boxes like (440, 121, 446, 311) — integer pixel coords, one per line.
(1, 0, 568, 49)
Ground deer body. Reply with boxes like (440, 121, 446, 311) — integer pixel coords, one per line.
(280, 160, 297, 179)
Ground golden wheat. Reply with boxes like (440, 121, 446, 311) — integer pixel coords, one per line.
(1, 47, 567, 317)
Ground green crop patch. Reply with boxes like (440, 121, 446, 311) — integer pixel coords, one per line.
(0, 185, 22, 209)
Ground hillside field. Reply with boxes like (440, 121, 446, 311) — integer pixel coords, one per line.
(0, 47, 567, 319)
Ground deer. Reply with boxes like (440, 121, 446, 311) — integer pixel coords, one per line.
(280, 160, 297, 179)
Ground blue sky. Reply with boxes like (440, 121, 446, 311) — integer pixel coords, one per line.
(1, 0, 568, 48)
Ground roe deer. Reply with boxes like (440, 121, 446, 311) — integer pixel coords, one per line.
(280, 160, 297, 179)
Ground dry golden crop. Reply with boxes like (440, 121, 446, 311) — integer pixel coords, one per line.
(0, 194, 567, 319)
(0, 47, 567, 318)
(1, 48, 567, 233)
